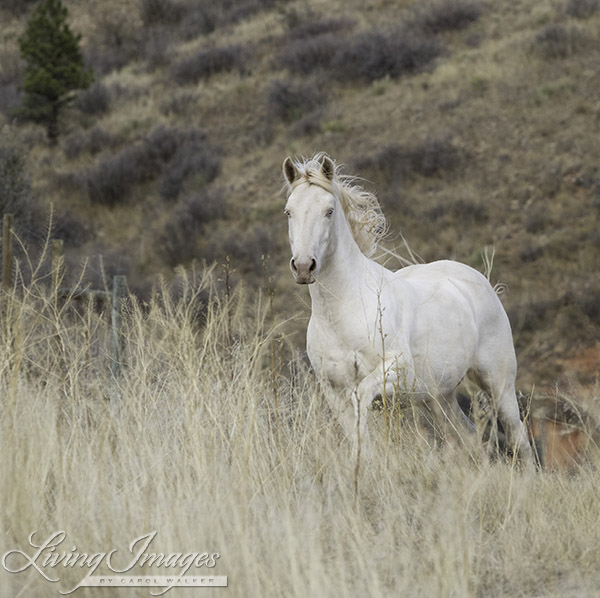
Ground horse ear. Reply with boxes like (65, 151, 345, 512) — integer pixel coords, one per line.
(320, 155, 335, 181)
(283, 157, 297, 186)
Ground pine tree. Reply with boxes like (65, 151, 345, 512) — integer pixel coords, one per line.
(18, 0, 93, 143)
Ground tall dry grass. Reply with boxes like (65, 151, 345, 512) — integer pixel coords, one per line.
(1, 261, 600, 597)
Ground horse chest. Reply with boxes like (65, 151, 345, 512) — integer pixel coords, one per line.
(306, 313, 380, 389)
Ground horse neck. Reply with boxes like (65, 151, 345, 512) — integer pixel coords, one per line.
(309, 208, 376, 307)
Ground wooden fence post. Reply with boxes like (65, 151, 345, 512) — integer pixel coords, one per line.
(2, 213, 14, 290)
(110, 275, 127, 381)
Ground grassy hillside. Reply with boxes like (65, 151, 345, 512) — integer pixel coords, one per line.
(1, 0, 599, 389)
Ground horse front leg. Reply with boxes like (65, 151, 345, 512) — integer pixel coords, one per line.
(320, 377, 379, 462)
(320, 381, 362, 449)
(352, 362, 406, 461)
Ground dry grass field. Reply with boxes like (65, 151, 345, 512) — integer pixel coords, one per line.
(1, 0, 600, 595)
(0, 264, 599, 597)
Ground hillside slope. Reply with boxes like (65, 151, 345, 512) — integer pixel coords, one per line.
(1, 0, 599, 388)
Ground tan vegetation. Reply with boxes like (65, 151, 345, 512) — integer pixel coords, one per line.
(0, 264, 599, 597)
(1, 0, 600, 594)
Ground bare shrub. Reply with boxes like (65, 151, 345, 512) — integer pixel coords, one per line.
(0, 46, 23, 88)
(144, 30, 172, 71)
(171, 45, 246, 84)
(217, 0, 281, 25)
(524, 208, 552, 234)
(0, 0, 37, 16)
(266, 79, 325, 123)
(146, 125, 181, 164)
(290, 111, 324, 137)
(427, 198, 488, 224)
(331, 29, 443, 82)
(160, 189, 226, 266)
(219, 224, 278, 272)
(276, 33, 343, 75)
(0, 46, 24, 115)
(62, 127, 117, 160)
(51, 210, 92, 248)
(286, 16, 353, 40)
(565, 0, 599, 18)
(0, 134, 33, 219)
(579, 283, 600, 326)
(140, 0, 185, 26)
(176, 5, 218, 39)
(84, 126, 215, 206)
(534, 24, 587, 59)
(84, 149, 138, 206)
(275, 16, 353, 75)
(175, 0, 277, 34)
(0, 133, 44, 252)
(76, 82, 110, 116)
(85, 9, 143, 74)
(62, 129, 93, 160)
(0, 84, 21, 116)
(159, 91, 199, 117)
(159, 132, 221, 201)
(356, 138, 462, 184)
(409, 0, 483, 34)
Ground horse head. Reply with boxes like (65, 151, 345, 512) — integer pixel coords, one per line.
(282, 154, 338, 284)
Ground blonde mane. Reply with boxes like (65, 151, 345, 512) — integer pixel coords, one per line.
(286, 154, 387, 257)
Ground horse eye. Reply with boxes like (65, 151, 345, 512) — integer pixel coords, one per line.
(325, 208, 334, 218)
(284, 209, 291, 218)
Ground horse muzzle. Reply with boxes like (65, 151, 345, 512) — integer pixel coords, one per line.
(290, 257, 317, 284)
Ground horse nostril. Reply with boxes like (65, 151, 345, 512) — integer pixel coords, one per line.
(309, 259, 317, 272)
(290, 258, 297, 273)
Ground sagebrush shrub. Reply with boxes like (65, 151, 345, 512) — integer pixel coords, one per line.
(83, 127, 220, 206)
(565, 0, 599, 18)
(410, 0, 483, 34)
(159, 132, 221, 201)
(0, 0, 38, 16)
(147, 126, 181, 164)
(534, 24, 586, 59)
(275, 16, 352, 75)
(212, 224, 278, 273)
(160, 189, 226, 266)
(0, 134, 43, 250)
(0, 47, 24, 88)
(76, 82, 110, 115)
(266, 79, 324, 122)
(286, 16, 353, 40)
(51, 210, 91, 248)
(426, 198, 488, 224)
(84, 8, 142, 74)
(0, 135, 33, 219)
(171, 45, 246, 84)
(331, 29, 443, 82)
(140, 0, 185, 26)
(276, 33, 343, 75)
(0, 84, 21, 117)
(356, 138, 461, 183)
(84, 147, 139, 205)
(62, 127, 115, 160)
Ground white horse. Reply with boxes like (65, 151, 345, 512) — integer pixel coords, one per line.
(283, 153, 533, 463)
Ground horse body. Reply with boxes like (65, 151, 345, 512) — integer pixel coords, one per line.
(283, 153, 532, 462)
